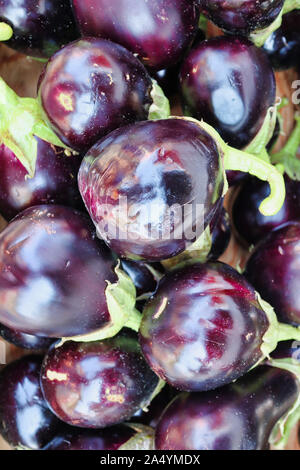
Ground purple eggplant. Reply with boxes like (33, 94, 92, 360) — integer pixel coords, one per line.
(0, 355, 60, 449)
(0, 205, 117, 338)
(233, 175, 300, 246)
(139, 261, 300, 391)
(245, 222, 300, 326)
(179, 36, 276, 149)
(71, 0, 200, 70)
(0, 141, 82, 221)
(38, 38, 154, 152)
(155, 365, 299, 450)
(40, 330, 159, 428)
(0, 0, 79, 58)
(0, 323, 55, 351)
(263, 10, 300, 70)
(79, 118, 284, 262)
(200, 0, 284, 35)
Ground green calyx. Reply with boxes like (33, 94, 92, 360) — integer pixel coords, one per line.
(162, 225, 213, 271)
(148, 79, 170, 120)
(250, 1, 300, 47)
(0, 22, 13, 41)
(0, 78, 71, 178)
(271, 114, 300, 180)
(245, 104, 278, 160)
(119, 424, 155, 450)
(257, 294, 300, 360)
(268, 357, 300, 449)
(61, 263, 141, 343)
(195, 119, 285, 216)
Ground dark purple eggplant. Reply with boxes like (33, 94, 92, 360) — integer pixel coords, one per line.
(0, 141, 82, 221)
(155, 365, 299, 450)
(40, 330, 159, 428)
(245, 222, 300, 326)
(38, 38, 156, 153)
(179, 36, 276, 149)
(0, 355, 60, 449)
(71, 0, 200, 70)
(0, 205, 118, 338)
(139, 261, 300, 391)
(0, 0, 79, 58)
(79, 118, 284, 262)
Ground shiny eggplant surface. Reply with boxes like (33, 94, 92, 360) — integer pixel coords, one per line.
(139, 262, 269, 391)
(155, 365, 299, 450)
(180, 36, 276, 149)
(38, 38, 153, 152)
(0, 205, 116, 338)
(78, 118, 224, 261)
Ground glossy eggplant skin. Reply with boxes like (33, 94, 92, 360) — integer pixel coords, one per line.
(120, 260, 163, 298)
(0, 323, 55, 351)
(131, 385, 177, 428)
(155, 365, 299, 450)
(271, 340, 300, 361)
(208, 207, 231, 260)
(263, 11, 300, 70)
(79, 119, 224, 262)
(71, 0, 200, 70)
(38, 38, 153, 153)
(245, 223, 300, 326)
(233, 176, 300, 246)
(139, 262, 269, 392)
(0, 355, 60, 449)
(0, 0, 79, 58)
(0, 141, 82, 221)
(179, 36, 276, 149)
(200, 0, 284, 35)
(40, 331, 159, 428)
(0, 205, 116, 338)
(43, 425, 136, 450)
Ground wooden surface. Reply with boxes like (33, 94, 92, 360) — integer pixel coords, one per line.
(0, 40, 299, 450)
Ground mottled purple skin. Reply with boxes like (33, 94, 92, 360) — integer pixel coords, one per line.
(139, 262, 269, 392)
(263, 11, 300, 70)
(43, 425, 136, 450)
(131, 385, 177, 428)
(179, 36, 276, 149)
(41, 331, 159, 428)
(200, 0, 284, 35)
(245, 223, 300, 326)
(155, 365, 299, 450)
(38, 38, 153, 152)
(120, 260, 163, 298)
(0, 205, 116, 338)
(0, 355, 60, 449)
(79, 119, 224, 262)
(0, 141, 82, 221)
(233, 176, 300, 246)
(208, 206, 231, 260)
(0, 0, 79, 58)
(271, 340, 300, 361)
(71, 0, 200, 70)
(0, 323, 56, 351)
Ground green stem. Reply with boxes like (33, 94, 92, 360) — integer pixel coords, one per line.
(277, 323, 300, 342)
(271, 115, 300, 164)
(124, 307, 142, 332)
(0, 22, 13, 41)
(222, 145, 285, 216)
(283, 0, 300, 14)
